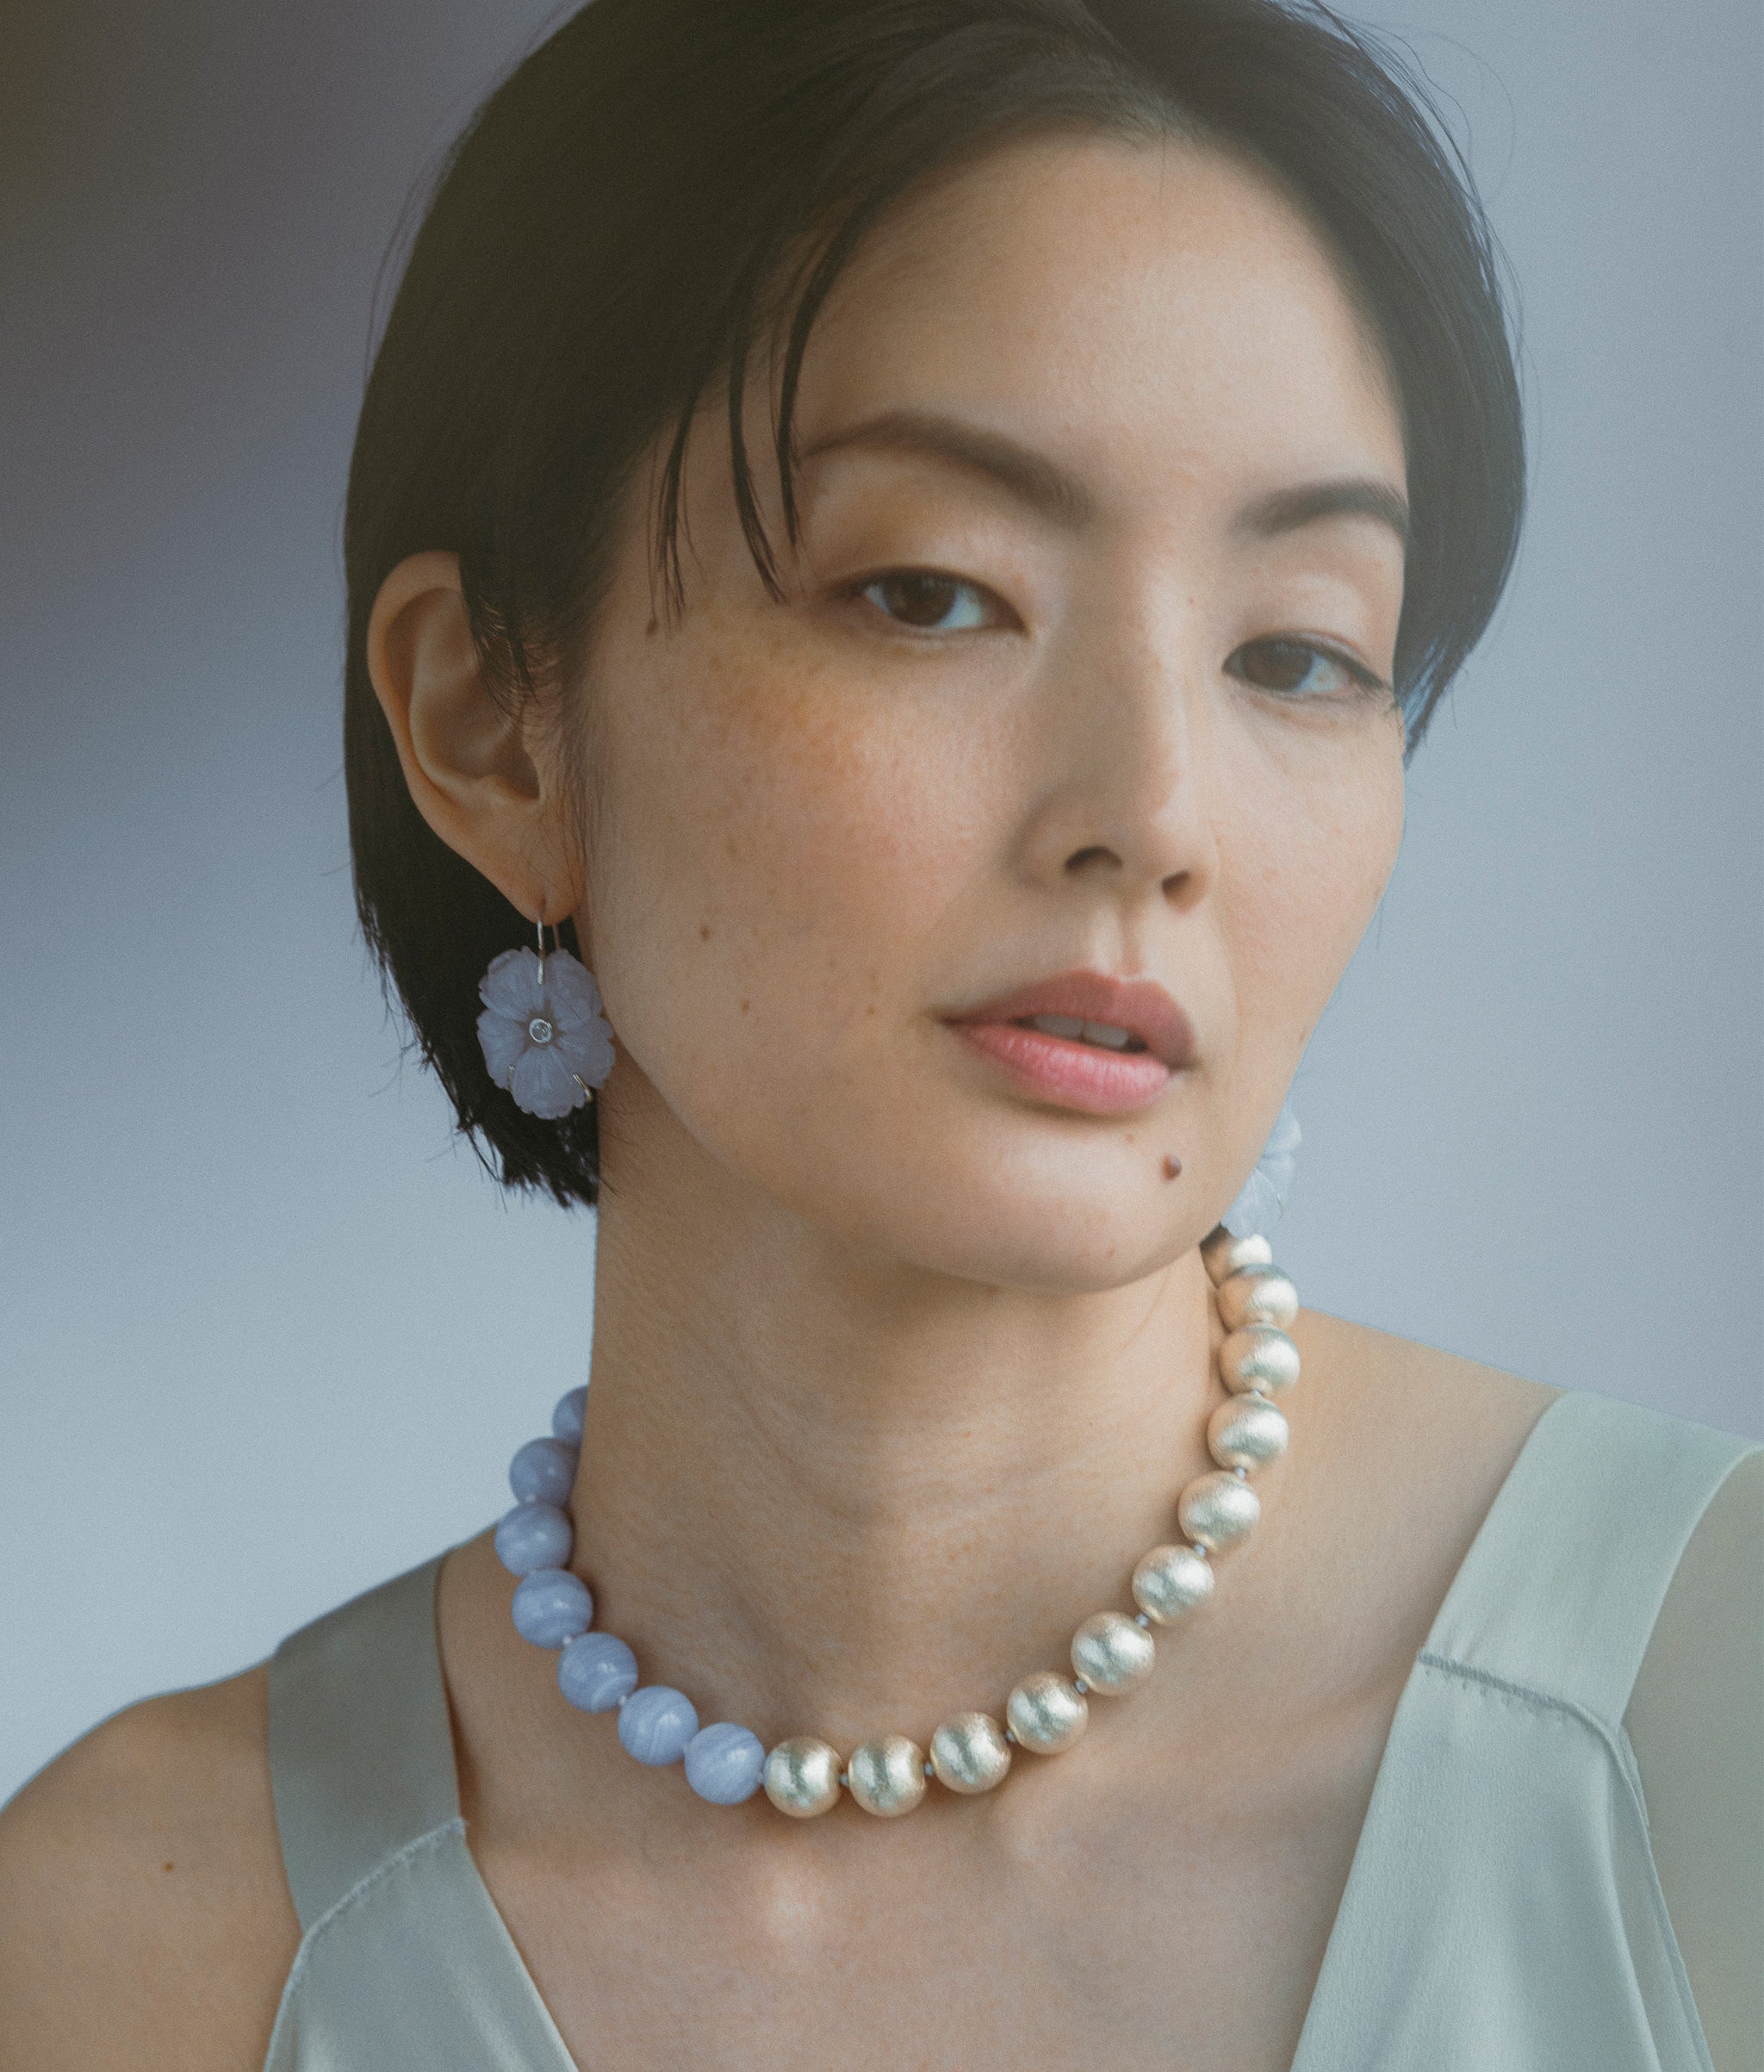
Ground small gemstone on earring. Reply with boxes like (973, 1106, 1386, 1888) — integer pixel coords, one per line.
(528, 1017, 555, 1045)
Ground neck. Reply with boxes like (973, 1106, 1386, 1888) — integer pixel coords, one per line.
(569, 1105, 1219, 1750)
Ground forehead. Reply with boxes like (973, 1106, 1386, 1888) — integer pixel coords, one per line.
(794, 131, 1405, 515)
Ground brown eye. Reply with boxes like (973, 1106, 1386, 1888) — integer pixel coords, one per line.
(858, 571, 992, 631)
(1227, 638, 1381, 698)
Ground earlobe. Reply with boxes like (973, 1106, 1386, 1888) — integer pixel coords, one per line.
(365, 551, 576, 918)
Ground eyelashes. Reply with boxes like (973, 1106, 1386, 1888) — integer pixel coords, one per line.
(848, 569, 1011, 632)
(840, 567, 1389, 700)
(1224, 637, 1389, 700)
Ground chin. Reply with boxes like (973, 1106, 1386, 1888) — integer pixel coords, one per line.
(810, 1129, 1207, 1294)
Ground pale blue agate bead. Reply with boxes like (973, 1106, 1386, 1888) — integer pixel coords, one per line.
(509, 1436, 578, 1508)
(618, 1686, 699, 1766)
(684, 1722, 766, 1804)
(511, 1568, 593, 1647)
(552, 1386, 588, 1444)
(494, 1501, 573, 1577)
(557, 1632, 638, 1713)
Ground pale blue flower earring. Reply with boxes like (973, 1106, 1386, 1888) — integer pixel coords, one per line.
(1221, 1103, 1301, 1239)
(476, 919, 616, 1120)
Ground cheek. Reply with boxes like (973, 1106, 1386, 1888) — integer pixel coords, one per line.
(584, 619, 980, 1114)
(1218, 717, 1404, 1067)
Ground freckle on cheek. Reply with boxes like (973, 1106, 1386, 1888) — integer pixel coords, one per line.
(741, 999, 751, 1014)
(699, 924, 711, 942)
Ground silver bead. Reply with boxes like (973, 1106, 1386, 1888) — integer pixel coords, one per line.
(1070, 1611, 1156, 1695)
(1218, 1323, 1301, 1397)
(1208, 1394, 1289, 1473)
(762, 1735, 842, 1818)
(846, 1733, 929, 1817)
(1201, 1226, 1273, 1285)
(929, 1712, 1012, 1795)
(1215, 1264, 1298, 1332)
(1177, 1468, 1262, 1551)
(1132, 1541, 1215, 1623)
(1006, 1671, 1090, 1753)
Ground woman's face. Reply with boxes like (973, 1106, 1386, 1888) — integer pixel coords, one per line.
(575, 132, 1407, 1289)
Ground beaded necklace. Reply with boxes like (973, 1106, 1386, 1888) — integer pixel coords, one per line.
(494, 1224, 1299, 1816)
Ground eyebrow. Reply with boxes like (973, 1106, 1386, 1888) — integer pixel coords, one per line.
(1234, 477, 1409, 548)
(798, 410, 1096, 528)
(798, 408, 1408, 549)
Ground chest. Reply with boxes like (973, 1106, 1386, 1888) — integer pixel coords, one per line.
(478, 1672, 1399, 2072)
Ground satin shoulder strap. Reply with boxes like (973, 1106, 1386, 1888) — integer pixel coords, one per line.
(267, 1554, 460, 1932)
(1420, 1391, 1757, 1722)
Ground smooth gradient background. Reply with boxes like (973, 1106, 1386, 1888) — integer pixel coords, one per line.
(3, 0, 1760, 1805)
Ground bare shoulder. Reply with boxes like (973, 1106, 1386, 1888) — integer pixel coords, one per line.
(0, 1666, 301, 2072)
(1295, 1306, 1556, 1501)
(1626, 1446, 1762, 2072)
(1280, 1310, 1557, 1661)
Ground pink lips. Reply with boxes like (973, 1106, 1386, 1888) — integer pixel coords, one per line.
(945, 971, 1196, 1117)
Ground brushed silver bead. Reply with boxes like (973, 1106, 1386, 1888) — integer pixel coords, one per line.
(1201, 1227, 1273, 1285)
(1218, 1323, 1301, 1397)
(1215, 1264, 1299, 1332)
(1071, 1610, 1156, 1695)
(1177, 1468, 1262, 1551)
(1132, 1541, 1215, 1624)
(929, 1712, 1012, 1795)
(762, 1735, 842, 1818)
(846, 1734, 929, 1817)
(1006, 1671, 1090, 1753)
(1208, 1393, 1290, 1472)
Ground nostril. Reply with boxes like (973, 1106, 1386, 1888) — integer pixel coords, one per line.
(1065, 844, 1121, 874)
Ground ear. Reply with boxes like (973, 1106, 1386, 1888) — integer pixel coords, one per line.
(366, 551, 581, 924)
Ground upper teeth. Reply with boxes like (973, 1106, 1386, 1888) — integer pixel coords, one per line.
(1028, 1014, 1136, 1050)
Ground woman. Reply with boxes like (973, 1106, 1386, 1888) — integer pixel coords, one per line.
(1, 0, 1755, 2066)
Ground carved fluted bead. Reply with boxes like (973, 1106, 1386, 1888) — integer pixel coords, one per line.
(1218, 1322, 1301, 1397)
(1178, 1468, 1262, 1551)
(1215, 1263, 1299, 1332)
(846, 1734, 929, 1817)
(763, 1736, 843, 1818)
(1132, 1541, 1214, 1623)
(1208, 1394, 1289, 1473)
(1201, 1226, 1273, 1285)
(1071, 1611, 1155, 1695)
(929, 1712, 1012, 1795)
(1006, 1671, 1089, 1753)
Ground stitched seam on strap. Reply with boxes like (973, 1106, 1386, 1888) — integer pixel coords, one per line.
(1416, 1650, 1618, 1734)
(1416, 1651, 1716, 2069)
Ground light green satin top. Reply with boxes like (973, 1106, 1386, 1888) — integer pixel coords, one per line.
(261, 1391, 1755, 2070)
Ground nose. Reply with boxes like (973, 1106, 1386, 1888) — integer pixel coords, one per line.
(1011, 613, 1219, 912)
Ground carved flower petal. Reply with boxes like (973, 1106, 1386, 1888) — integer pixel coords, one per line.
(540, 950, 603, 1024)
(1263, 1104, 1302, 1161)
(477, 1006, 529, 1084)
(480, 947, 543, 1017)
(1221, 1166, 1281, 1239)
(511, 1044, 588, 1120)
(551, 1017, 615, 1087)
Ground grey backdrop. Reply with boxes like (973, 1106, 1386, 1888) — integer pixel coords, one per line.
(3, 0, 1759, 1806)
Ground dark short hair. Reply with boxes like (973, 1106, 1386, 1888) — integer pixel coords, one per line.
(345, 0, 1525, 1208)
